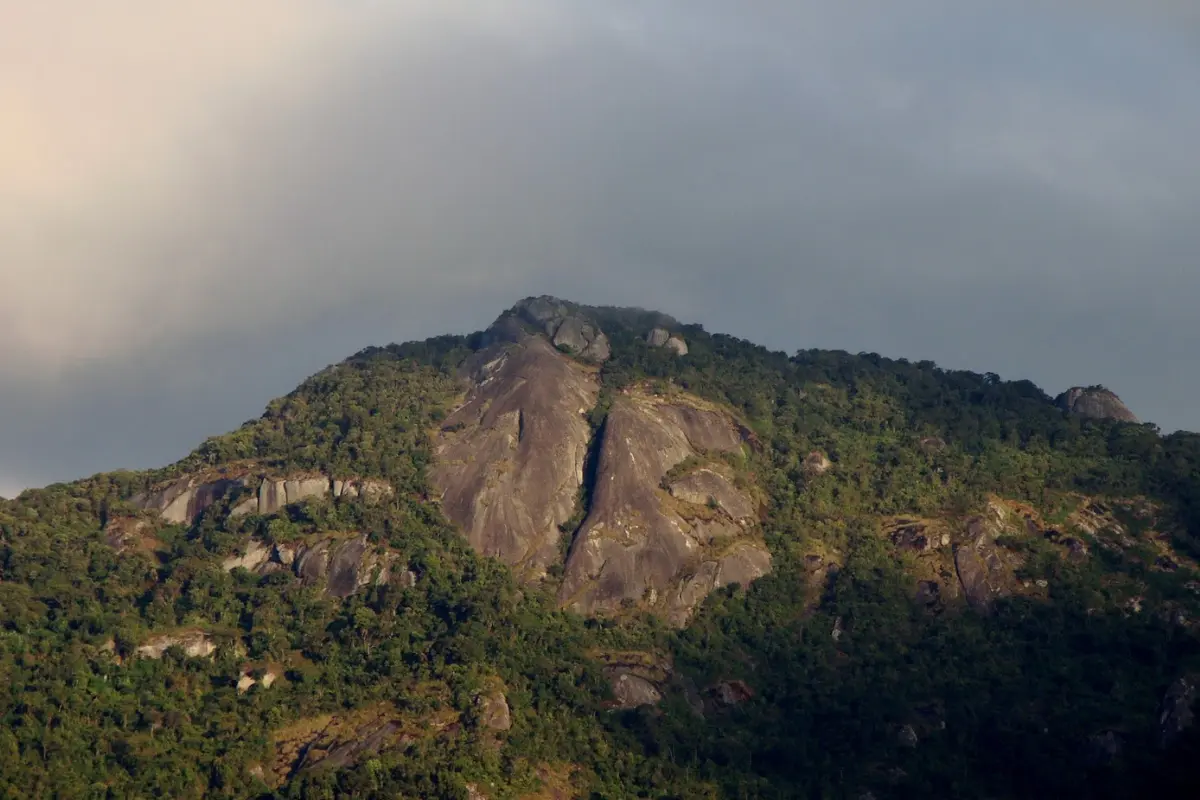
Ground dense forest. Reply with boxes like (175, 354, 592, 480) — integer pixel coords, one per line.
(4, 299, 1200, 798)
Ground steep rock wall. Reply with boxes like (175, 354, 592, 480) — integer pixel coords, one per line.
(558, 390, 770, 625)
(431, 336, 599, 579)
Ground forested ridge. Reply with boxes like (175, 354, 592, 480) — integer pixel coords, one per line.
(4, 300, 1200, 799)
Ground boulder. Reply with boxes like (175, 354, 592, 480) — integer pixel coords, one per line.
(432, 337, 600, 580)
(1056, 386, 1138, 423)
(222, 538, 273, 572)
(664, 336, 689, 356)
(227, 475, 392, 518)
(594, 650, 673, 709)
(646, 328, 671, 347)
(474, 685, 512, 732)
(611, 674, 663, 708)
(508, 296, 611, 362)
(223, 535, 397, 598)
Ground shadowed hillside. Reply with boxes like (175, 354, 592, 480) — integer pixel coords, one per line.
(4, 297, 1200, 798)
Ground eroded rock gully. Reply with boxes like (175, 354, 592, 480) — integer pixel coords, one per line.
(431, 329, 771, 625)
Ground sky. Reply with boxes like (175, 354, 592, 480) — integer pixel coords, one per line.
(2, 0, 1200, 498)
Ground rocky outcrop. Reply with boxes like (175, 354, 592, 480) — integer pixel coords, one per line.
(646, 327, 688, 356)
(558, 390, 770, 625)
(612, 673, 663, 708)
(136, 471, 393, 525)
(593, 651, 673, 709)
(954, 512, 1018, 614)
(271, 701, 459, 783)
(133, 475, 245, 525)
(233, 476, 393, 518)
(647, 328, 671, 347)
(137, 630, 216, 660)
(473, 682, 512, 732)
(667, 468, 756, 522)
(507, 296, 611, 361)
(1056, 386, 1138, 423)
(665, 336, 689, 356)
(432, 336, 600, 579)
(222, 535, 397, 598)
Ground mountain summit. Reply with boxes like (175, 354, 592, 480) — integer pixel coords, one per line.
(3, 296, 1200, 798)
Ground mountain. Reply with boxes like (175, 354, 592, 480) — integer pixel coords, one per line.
(4, 295, 1200, 798)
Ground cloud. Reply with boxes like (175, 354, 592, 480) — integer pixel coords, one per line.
(1, 0, 1198, 488)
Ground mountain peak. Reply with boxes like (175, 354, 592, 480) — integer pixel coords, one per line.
(1056, 385, 1139, 423)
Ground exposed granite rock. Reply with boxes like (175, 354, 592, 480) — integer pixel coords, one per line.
(508, 296, 611, 361)
(432, 336, 600, 580)
(593, 650, 673, 709)
(897, 724, 920, 748)
(954, 514, 1015, 614)
(803, 451, 832, 474)
(234, 476, 393, 518)
(558, 390, 770, 625)
(133, 475, 245, 525)
(645, 326, 687, 356)
(612, 674, 663, 708)
(474, 683, 512, 732)
(272, 702, 459, 782)
(222, 538, 272, 572)
(223, 535, 396, 598)
(667, 468, 756, 521)
(1160, 677, 1196, 748)
(137, 630, 216, 660)
(646, 328, 671, 347)
(1056, 386, 1139, 423)
(138, 471, 393, 525)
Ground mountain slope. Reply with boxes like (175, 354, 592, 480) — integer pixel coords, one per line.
(4, 296, 1200, 798)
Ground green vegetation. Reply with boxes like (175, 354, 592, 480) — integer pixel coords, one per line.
(4, 309, 1200, 798)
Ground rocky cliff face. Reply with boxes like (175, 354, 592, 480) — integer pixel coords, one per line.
(431, 306, 771, 624)
(1056, 386, 1138, 423)
(432, 336, 599, 580)
(133, 471, 393, 525)
(221, 534, 400, 598)
(558, 389, 770, 625)
(132, 474, 246, 525)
